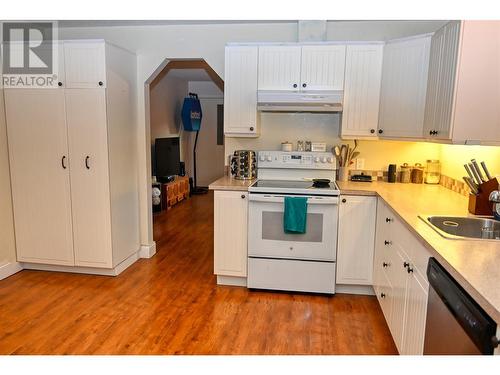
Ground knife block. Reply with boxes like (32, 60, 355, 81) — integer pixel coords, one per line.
(468, 178, 499, 216)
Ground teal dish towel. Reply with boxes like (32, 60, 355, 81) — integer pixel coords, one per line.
(283, 196, 308, 234)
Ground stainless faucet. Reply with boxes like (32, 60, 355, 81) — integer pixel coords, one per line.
(489, 185, 500, 220)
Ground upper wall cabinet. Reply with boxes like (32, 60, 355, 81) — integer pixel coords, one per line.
(258, 46, 301, 91)
(341, 44, 383, 139)
(378, 35, 431, 139)
(424, 21, 500, 145)
(257, 45, 346, 91)
(64, 41, 107, 88)
(224, 46, 259, 137)
(300, 45, 346, 90)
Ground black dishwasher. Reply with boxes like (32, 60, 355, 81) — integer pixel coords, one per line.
(424, 257, 499, 355)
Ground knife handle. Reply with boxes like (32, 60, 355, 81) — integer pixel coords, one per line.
(480, 161, 493, 181)
(471, 159, 486, 182)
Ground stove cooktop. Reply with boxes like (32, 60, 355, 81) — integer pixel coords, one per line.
(248, 179, 340, 196)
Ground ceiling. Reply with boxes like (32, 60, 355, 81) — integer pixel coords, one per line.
(167, 69, 212, 81)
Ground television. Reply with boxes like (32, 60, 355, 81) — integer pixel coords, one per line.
(155, 137, 180, 182)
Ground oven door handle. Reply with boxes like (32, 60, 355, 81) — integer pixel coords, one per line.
(248, 194, 339, 205)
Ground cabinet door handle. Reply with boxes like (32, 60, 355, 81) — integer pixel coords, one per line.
(61, 155, 67, 169)
(384, 240, 392, 246)
(58, 81, 63, 87)
(385, 217, 393, 223)
(403, 262, 410, 268)
(85, 156, 90, 170)
(249, 126, 254, 131)
(302, 83, 307, 88)
(98, 81, 104, 86)
(370, 129, 375, 134)
(380, 293, 386, 298)
(341, 198, 346, 203)
(241, 194, 246, 199)
(378, 129, 383, 134)
(293, 83, 298, 88)
(407, 266, 414, 274)
(382, 262, 389, 268)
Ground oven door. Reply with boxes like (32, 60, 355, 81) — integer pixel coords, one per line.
(248, 193, 338, 261)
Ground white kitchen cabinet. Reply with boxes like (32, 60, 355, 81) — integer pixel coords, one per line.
(401, 269, 429, 355)
(341, 44, 383, 138)
(257, 45, 346, 92)
(258, 46, 302, 91)
(373, 197, 432, 355)
(336, 195, 376, 285)
(300, 45, 346, 91)
(65, 89, 113, 268)
(214, 190, 248, 279)
(424, 21, 500, 144)
(378, 35, 431, 139)
(63, 41, 106, 88)
(224, 46, 259, 137)
(4, 41, 140, 274)
(4, 89, 75, 266)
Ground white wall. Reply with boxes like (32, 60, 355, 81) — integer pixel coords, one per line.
(58, 21, 447, 248)
(0, 89, 17, 266)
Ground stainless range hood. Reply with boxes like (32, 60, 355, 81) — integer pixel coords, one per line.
(257, 90, 343, 113)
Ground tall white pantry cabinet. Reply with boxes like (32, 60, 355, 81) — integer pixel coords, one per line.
(4, 40, 140, 275)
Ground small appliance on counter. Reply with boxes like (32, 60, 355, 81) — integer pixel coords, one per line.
(388, 164, 397, 183)
(351, 174, 372, 182)
(230, 150, 257, 180)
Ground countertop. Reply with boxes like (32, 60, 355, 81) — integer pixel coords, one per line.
(208, 176, 256, 191)
(210, 176, 500, 322)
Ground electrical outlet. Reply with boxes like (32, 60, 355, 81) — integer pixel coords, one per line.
(356, 158, 365, 170)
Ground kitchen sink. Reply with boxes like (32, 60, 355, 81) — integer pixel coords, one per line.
(420, 216, 500, 240)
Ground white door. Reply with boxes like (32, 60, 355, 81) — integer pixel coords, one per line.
(64, 41, 106, 88)
(66, 89, 113, 268)
(258, 46, 302, 91)
(401, 271, 429, 355)
(341, 44, 383, 138)
(300, 45, 346, 91)
(423, 22, 460, 140)
(214, 190, 248, 277)
(224, 46, 259, 136)
(378, 36, 431, 138)
(4, 89, 75, 265)
(336, 195, 376, 285)
(388, 245, 410, 353)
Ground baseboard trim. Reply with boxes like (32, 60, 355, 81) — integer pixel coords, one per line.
(0, 261, 23, 281)
(336, 284, 375, 296)
(21, 249, 140, 277)
(217, 275, 247, 287)
(139, 242, 156, 258)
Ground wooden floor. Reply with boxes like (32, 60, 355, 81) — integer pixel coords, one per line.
(0, 191, 397, 354)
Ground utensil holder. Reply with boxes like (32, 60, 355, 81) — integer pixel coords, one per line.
(468, 178, 499, 216)
(338, 167, 349, 182)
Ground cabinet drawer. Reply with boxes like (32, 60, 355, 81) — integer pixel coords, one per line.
(377, 271, 393, 326)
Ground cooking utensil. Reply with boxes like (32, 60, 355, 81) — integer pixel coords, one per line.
(468, 163, 482, 185)
(464, 164, 476, 182)
(481, 161, 493, 180)
(471, 159, 486, 182)
(463, 177, 479, 195)
(340, 145, 348, 167)
(333, 146, 341, 161)
(350, 151, 360, 161)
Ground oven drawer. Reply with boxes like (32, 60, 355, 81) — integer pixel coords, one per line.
(248, 257, 336, 294)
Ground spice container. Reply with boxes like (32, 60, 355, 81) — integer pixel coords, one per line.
(400, 163, 412, 183)
(411, 163, 424, 184)
(425, 159, 441, 184)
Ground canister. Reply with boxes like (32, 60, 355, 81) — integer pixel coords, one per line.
(400, 163, 412, 183)
(425, 160, 441, 184)
(281, 142, 293, 152)
(411, 163, 424, 184)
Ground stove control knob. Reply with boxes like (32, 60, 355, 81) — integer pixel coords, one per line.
(314, 157, 320, 163)
(321, 157, 327, 163)
(327, 157, 333, 163)
(266, 155, 272, 162)
(259, 155, 266, 162)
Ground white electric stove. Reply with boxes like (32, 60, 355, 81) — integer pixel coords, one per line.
(247, 151, 339, 294)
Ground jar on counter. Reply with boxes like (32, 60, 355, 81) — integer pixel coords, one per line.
(411, 163, 424, 184)
(400, 163, 412, 183)
(305, 141, 312, 152)
(425, 160, 441, 184)
(297, 140, 305, 152)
